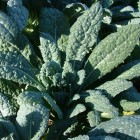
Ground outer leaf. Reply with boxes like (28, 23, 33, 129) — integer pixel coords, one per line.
(17, 91, 63, 119)
(88, 115, 140, 139)
(16, 34, 42, 68)
(39, 33, 61, 65)
(0, 92, 16, 117)
(40, 7, 70, 41)
(87, 111, 101, 127)
(7, 0, 29, 32)
(16, 103, 49, 140)
(0, 11, 17, 43)
(83, 90, 119, 118)
(96, 78, 133, 99)
(120, 100, 140, 111)
(0, 119, 19, 140)
(65, 2, 103, 70)
(114, 60, 140, 80)
(0, 43, 43, 90)
(84, 25, 140, 88)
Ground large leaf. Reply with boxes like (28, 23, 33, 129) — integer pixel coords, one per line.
(96, 78, 133, 99)
(17, 91, 63, 119)
(0, 43, 43, 90)
(101, 0, 114, 8)
(0, 11, 17, 43)
(7, 0, 29, 32)
(65, 2, 103, 70)
(88, 115, 140, 139)
(16, 103, 49, 140)
(40, 7, 70, 41)
(84, 25, 140, 88)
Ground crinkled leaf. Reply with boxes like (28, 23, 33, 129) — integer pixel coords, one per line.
(65, 2, 103, 70)
(88, 115, 140, 140)
(16, 103, 49, 140)
(96, 78, 133, 99)
(87, 111, 101, 127)
(0, 119, 19, 140)
(17, 91, 63, 119)
(114, 60, 140, 80)
(84, 25, 140, 88)
(40, 7, 70, 41)
(7, 0, 29, 32)
(39, 33, 61, 65)
(120, 100, 140, 111)
(0, 11, 17, 43)
(16, 33, 41, 69)
(83, 90, 119, 118)
(0, 43, 43, 90)
(40, 61, 62, 89)
(0, 92, 16, 117)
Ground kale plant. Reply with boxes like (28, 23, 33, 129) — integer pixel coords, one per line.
(0, 0, 140, 139)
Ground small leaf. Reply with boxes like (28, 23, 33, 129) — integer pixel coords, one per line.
(83, 90, 119, 118)
(16, 103, 49, 140)
(120, 100, 140, 111)
(39, 33, 61, 65)
(87, 111, 101, 127)
(84, 25, 140, 88)
(68, 104, 86, 118)
(40, 61, 62, 89)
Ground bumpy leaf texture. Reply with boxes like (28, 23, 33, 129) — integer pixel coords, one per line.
(0, 11, 17, 43)
(65, 2, 103, 70)
(88, 115, 140, 139)
(40, 7, 70, 41)
(7, 0, 29, 32)
(84, 24, 140, 88)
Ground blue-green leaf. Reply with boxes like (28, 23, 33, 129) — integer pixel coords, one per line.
(16, 103, 49, 140)
(84, 25, 140, 88)
(88, 115, 140, 139)
(40, 8, 70, 41)
(0, 11, 17, 43)
(7, 0, 29, 32)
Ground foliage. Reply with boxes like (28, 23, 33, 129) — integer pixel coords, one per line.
(0, 0, 140, 140)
